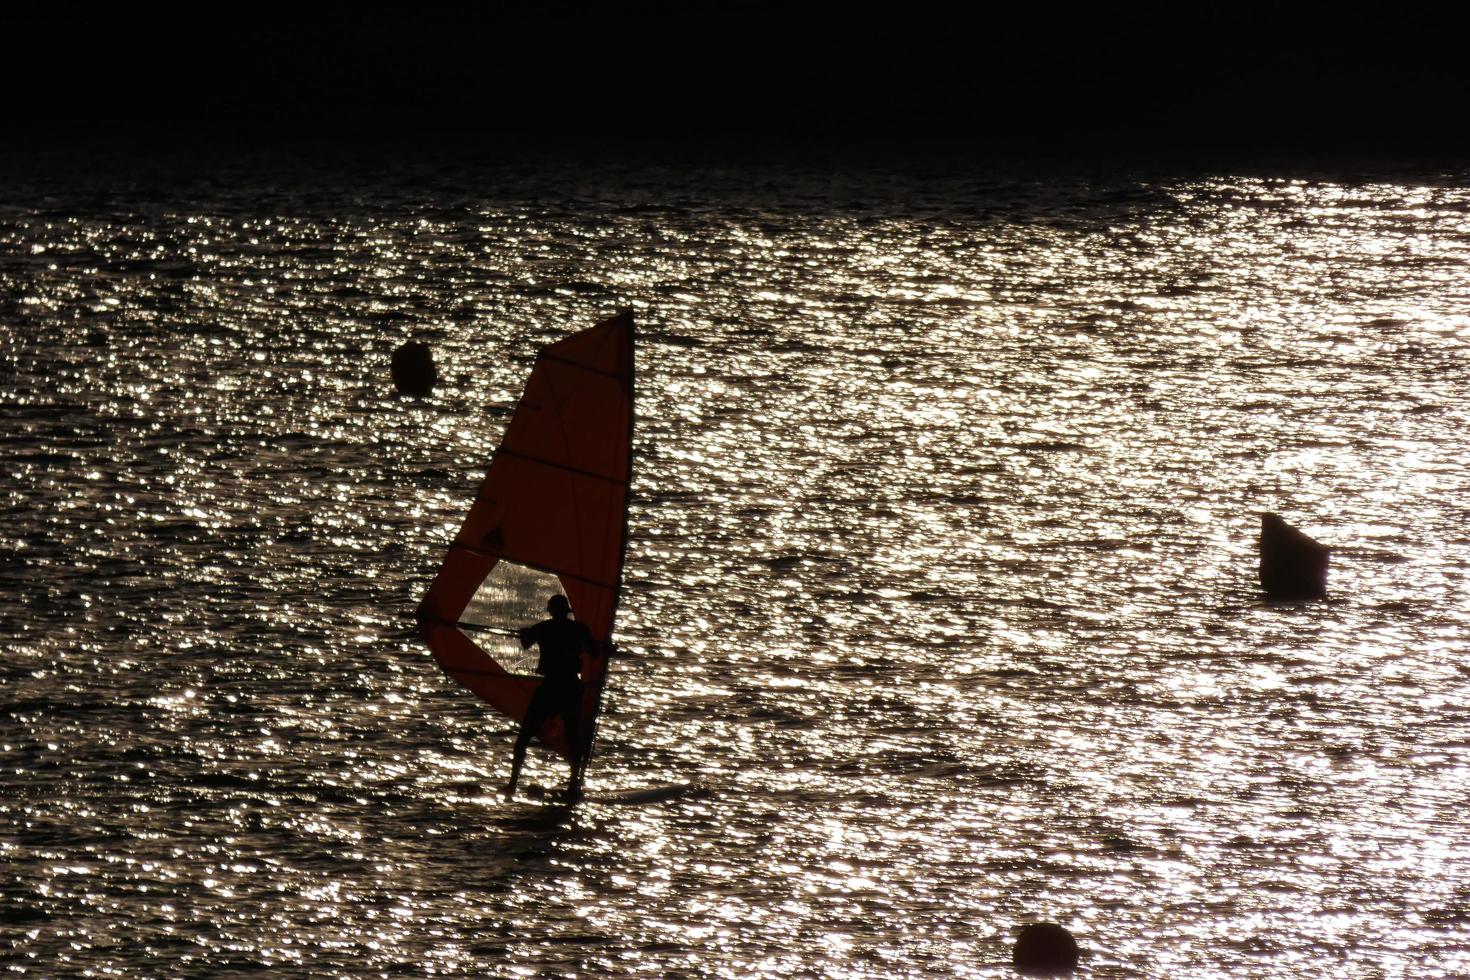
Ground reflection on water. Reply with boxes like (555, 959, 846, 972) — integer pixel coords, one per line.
(3, 152, 1470, 977)
(464, 561, 569, 676)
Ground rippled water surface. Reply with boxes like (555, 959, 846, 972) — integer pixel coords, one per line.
(4, 150, 1470, 977)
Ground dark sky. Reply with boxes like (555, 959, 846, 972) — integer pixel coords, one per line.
(3, 5, 1466, 156)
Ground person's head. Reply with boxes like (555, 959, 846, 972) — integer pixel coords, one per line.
(547, 594, 571, 618)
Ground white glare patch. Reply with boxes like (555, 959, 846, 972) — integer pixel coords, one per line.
(461, 561, 566, 675)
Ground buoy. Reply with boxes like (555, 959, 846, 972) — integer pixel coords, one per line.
(1259, 512, 1329, 600)
(1012, 922, 1079, 976)
(391, 341, 437, 398)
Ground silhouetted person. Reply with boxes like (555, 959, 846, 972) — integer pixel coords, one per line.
(504, 594, 596, 800)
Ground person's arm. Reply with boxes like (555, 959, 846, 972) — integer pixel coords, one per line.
(518, 623, 537, 650)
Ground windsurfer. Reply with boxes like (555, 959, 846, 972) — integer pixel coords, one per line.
(503, 594, 597, 799)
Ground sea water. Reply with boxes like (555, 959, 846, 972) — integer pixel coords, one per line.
(3, 147, 1469, 977)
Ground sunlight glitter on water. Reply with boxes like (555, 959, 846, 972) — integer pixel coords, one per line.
(4, 156, 1470, 975)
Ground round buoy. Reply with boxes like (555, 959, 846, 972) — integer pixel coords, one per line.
(391, 341, 436, 398)
(1012, 922, 1079, 976)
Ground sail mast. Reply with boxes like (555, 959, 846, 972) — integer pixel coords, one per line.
(584, 311, 635, 770)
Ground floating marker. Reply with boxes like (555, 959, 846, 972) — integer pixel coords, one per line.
(391, 340, 437, 398)
(1012, 922, 1079, 976)
(1259, 512, 1329, 600)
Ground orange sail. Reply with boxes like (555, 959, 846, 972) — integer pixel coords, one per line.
(416, 311, 634, 761)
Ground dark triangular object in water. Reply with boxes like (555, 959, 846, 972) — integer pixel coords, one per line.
(1259, 512, 1329, 600)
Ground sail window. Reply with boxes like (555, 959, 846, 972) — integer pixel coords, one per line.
(460, 561, 566, 676)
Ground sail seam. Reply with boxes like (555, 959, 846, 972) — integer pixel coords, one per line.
(540, 350, 625, 380)
(445, 543, 619, 589)
(492, 446, 627, 486)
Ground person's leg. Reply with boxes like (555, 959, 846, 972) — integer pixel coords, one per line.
(505, 688, 551, 798)
(561, 697, 582, 796)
